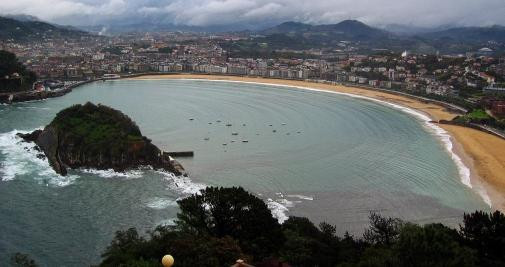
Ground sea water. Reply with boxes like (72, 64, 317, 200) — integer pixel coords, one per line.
(0, 79, 489, 266)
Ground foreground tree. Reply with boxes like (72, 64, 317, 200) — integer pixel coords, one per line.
(176, 187, 284, 260)
(101, 226, 246, 267)
(394, 223, 477, 267)
(460, 210, 505, 266)
(363, 212, 403, 246)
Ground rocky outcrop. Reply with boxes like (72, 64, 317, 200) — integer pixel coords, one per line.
(18, 102, 187, 176)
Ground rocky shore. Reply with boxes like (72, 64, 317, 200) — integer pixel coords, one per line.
(18, 102, 186, 176)
(0, 80, 94, 104)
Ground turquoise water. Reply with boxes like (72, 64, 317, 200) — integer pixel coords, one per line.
(0, 79, 488, 266)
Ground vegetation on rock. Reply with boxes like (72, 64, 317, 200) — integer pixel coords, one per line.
(18, 102, 186, 176)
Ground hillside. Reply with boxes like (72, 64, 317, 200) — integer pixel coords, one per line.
(0, 16, 89, 41)
(261, 20, 390, 42)
(236, 20, 505, 54)
(420, 25, 505, 43)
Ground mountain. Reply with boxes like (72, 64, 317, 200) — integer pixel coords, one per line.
(261, 20, 390, 41)
(420, 25, 505, 43)
(0, 16, 90, 41)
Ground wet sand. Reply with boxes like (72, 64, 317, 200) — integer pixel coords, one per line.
(130, 74, 505, 211)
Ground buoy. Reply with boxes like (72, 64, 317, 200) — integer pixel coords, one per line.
(162, 255, 174, 267)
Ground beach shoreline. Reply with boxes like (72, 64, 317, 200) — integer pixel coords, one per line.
(128, 74, 505, 212)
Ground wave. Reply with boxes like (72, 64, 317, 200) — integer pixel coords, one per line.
(80, 168, 144, 179)
(0, 129, 78, 186)
(146, 197, 178, 209)
(156, 171, 207, 196)
(158, 218, 177, 226)
(266, 192, 314, 223)
(176, 79, 492, 208)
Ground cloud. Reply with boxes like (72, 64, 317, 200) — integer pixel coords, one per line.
(1, 0, 505, 28)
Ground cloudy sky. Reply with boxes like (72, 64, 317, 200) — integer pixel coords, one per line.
(2, 0, 505, 28)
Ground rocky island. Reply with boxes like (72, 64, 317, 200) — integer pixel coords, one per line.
(18, 102, 186, 176)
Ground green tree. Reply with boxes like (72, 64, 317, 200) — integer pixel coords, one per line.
(394, 223, 477, 267)
(363, 213, 403, 246)
(460, 210, 505, 266)
(10, 253, 38, 267)
(279, 217, 339, 267)
(176, 187, 284, 260)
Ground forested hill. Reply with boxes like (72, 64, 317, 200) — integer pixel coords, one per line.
(0, 16, 89, 42)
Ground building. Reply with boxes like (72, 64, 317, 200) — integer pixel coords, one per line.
(491, 100, 505, 116)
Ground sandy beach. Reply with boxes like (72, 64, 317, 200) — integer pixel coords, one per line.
(130, 74, 505, 211)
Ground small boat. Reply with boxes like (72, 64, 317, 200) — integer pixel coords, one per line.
(189, 118, 194, 121)
(282, 123, 287, 125)
(226, 123, 232, 127)
(232, 132, 238, 136)
(222, 143, 227, 146)
(204, 137, 210, 141)
(272, 130, 277, 133)
(242, 140, 249, 143)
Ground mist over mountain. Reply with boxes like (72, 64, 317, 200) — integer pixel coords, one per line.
(2, 0, 505, 32)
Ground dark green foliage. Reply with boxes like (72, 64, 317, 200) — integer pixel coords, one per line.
(280, 217, 340, 266)
(10, 253, 38, 267)
(100, 227, 245, 267)
(51, 102, 143, 155)
(363, 212, 403, 246)
(460, 211, 505, 266)
(98, 187, 505, 267)
(0, 50, 37, 92)
(158, 47, 173, 54)
(176, 186, 284, 260)
(394, 223, 477, 267)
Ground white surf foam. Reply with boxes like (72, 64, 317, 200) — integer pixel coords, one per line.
(267, 198, 290, 223)
(146, 197, 178, 209)
(156, 171, 207, 196)
(287, 194, 314, 201)
(80, 168, 143, 179)
(266, 193, 314, 223)
(0, 129, 78, 186)
(173, 79, 491, 208)
(158, 218, 177, 226)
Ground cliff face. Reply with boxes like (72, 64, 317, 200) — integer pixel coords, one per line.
(18, 102, 186, 176)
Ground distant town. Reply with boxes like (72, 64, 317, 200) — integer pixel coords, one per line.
(1, 29, 505, 130)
